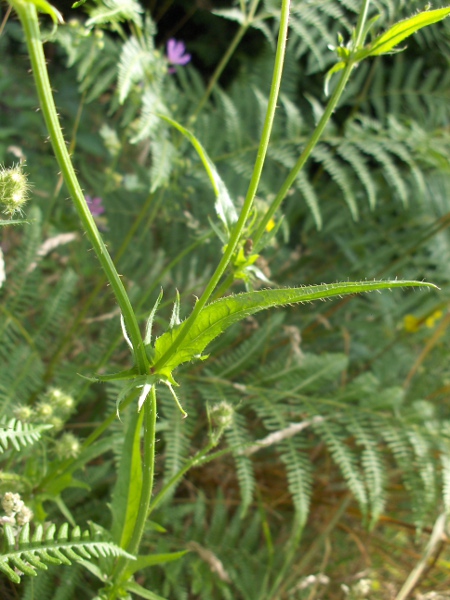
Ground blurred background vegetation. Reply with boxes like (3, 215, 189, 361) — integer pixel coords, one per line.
(0, 0, 450, 598)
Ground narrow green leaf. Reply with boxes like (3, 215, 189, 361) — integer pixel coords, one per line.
(169, 290, 181, 329)
(0, 219, 30, 226)
(111, 410, 144, 548)
(124, 550, 188, 578)
(79, 367, 138, 383)
(153, 281, 437, 375)
(125, 581, 169, 600)
(364, 8, 450, 58)
(145, 289, 164, 345)
(157, 114, 238, 232)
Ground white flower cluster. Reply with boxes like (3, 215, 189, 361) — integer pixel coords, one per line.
(0, 492, 33, 527)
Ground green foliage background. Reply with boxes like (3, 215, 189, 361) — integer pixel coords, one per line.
(0, 0, 450, 598)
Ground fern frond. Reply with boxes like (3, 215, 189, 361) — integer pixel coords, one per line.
(313, 417, 368, 515)
(254, 395, 313, 526)
(380, 422, 425, 524)
(0, 522, 134, 583)
(86, 0, 143, 28)
(117, 22, 160, 105)
(225, 412, 255, 516)
(129, 88, 168, 144)
(347, 415, 386, 526)
(406, 426, 437, 519)
(211, 313, 285, 379)
(360, 55, 450, 127)
(149, 133, 177, 193)
(0, 418, 52, 453)
(158, 383, 198, 493)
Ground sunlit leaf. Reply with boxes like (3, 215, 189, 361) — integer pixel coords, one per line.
(153, 280, 437, 375)
(363, 8, 450, 58)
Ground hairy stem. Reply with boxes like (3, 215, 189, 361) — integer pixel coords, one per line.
(12, 0, 148, 375)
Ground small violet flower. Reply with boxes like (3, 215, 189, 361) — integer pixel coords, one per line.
(85, 195, 105, 217)
(166, 38, 191, 74)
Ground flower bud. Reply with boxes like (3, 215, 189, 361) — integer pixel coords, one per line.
(54, 432, 80, 459)
(210, 401, 234, 430)
(13, 405, 33, 422)
(36, 402, 54, 419)
(0, 164, 30, 216)
(46, 388, 74, 414)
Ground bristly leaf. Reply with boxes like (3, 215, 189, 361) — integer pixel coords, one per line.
(120, 313, 133, 351)
(145, 289, 164, 345)
(0, 219, 30, 227)
(361, 8, 450, 59)
(153, 280, 437, 376)
(169, 290, 181, 329)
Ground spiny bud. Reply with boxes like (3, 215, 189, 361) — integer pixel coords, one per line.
(210, 401, 234, 430)
(0, 164, 30, 217)
(13, 405, 33, 422)
(54, 432, 80, 459)
(46, 388, 74, 414)
(48, 416, 64, 432)
(36, 401, 54, 419)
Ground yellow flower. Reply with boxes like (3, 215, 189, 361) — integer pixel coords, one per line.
(425, 309, 443, 328)
(265, 218, 275, 232)
(404, 315, 419, 333)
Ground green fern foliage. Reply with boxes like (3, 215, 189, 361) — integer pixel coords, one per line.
(0, 417, 52, 453)
(0, 522, 133, 583)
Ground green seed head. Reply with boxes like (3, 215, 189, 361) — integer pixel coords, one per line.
(0, 164, 30, 217)
(54, 432, 81, 459)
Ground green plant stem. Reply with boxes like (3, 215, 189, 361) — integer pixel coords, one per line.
(190, 0, 261, 121)
(12, 0, 148, 375)
(252, 0, 372, 248)
(152, 0, 291, 372)
(110, 387, 157, 590)
(127, 387, 157, 555)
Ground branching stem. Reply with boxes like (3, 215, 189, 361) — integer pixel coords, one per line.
(153, 0, 291, 372)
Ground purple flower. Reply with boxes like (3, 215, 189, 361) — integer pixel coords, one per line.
(85, 195, 105, 217)
(166, 39, 191, 73)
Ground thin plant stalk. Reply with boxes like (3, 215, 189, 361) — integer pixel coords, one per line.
(252, 0, 372, 247)
(152, 0, 291, 372)
(12, 0, 148, 375)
